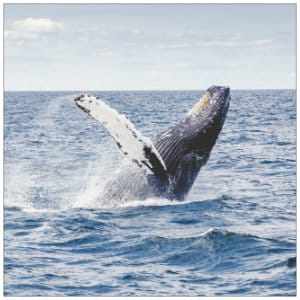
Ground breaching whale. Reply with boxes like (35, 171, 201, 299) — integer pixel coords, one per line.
(74, 85, 230, 204)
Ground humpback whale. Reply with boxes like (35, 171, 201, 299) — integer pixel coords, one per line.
(75, 85, 230, 204)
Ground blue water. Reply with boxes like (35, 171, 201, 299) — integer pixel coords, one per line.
(4, 90, 296, 296)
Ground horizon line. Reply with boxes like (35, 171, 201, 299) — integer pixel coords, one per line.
(4, 88, 296, 92)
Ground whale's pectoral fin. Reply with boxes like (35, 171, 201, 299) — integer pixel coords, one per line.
(74, 94, 168, 181)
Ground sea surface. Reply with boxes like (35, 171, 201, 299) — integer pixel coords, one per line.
(4, 90, 296, 296)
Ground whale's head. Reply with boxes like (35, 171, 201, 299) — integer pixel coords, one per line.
(187, 85, 230, 150)
(188, 85, 230, 124)
(155, 85, 230, 199)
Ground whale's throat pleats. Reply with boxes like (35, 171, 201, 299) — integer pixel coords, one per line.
(154, 131, 210, 200)
(153, 113, 221, 196)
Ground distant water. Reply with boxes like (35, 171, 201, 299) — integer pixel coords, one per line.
(4, 90, 296, 296)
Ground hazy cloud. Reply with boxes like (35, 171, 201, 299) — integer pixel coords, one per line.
(200, 35, 241, 47)
(248, 39, 273, 46)
(5, 17, 63, 40)
(201, 40, 239, 47)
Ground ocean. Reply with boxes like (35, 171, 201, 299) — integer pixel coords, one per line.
(4, 89, 296, 296)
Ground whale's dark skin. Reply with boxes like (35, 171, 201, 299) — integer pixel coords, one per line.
(98, 85, 230, 204)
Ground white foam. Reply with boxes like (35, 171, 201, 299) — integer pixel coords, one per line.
(71, 145, 124, 209)
(119, 194, 204, 208)
(120, 197, 176, 208)
(4, 163, 34, 209)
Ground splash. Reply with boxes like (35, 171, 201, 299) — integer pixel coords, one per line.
(5, 93, 172, 210)
(4, 94, 86, 211)
(71, 150, 123, 209)
(4, 93, 206, 211)
(4, 163, 34, 210)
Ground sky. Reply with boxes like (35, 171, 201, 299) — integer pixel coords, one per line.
(4, 4, 296, 90)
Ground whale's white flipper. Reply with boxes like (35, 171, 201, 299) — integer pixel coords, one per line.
(74, 94, 168, 180)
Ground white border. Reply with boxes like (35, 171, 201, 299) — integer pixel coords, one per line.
(1, 1, 298, 300)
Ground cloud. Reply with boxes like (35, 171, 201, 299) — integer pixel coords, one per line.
(199, 35, 241, 47)
(201, 40, 239, 47)
(5, 17, 63, 40)
(198, 37, 273, 48)
(248, 39, 273, 46)
(14, 17, 63, 32)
